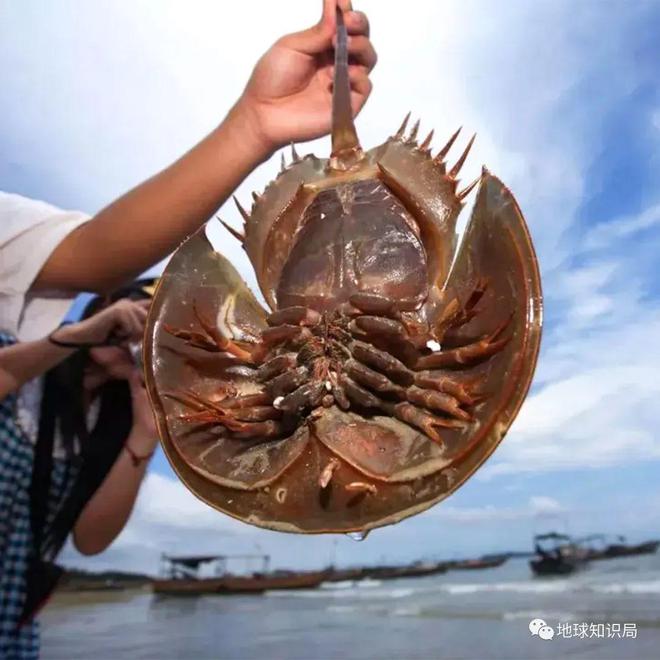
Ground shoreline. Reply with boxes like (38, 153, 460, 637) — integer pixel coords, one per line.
(45, 586, 150, 610)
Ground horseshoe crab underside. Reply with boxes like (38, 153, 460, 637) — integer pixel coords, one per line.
(144, 9, 542, 534)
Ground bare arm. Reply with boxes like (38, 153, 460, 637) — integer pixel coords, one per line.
(35, 110, 268, 294)
(0, 339, 75, 400)
(73, 374, 158, 555)
(34, 0, 376, 294)
(0, 299, 147, 400)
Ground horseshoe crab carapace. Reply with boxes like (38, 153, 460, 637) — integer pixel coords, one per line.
(144, 8, 542, 534)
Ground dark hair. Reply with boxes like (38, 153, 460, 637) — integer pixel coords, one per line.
(42, 281, 154, 554)
(23, 280, 155, 621)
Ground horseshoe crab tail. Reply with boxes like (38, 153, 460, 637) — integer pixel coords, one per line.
(329, 6, 364, 170)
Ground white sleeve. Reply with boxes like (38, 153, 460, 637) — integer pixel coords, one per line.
(0, 191, 90, 341)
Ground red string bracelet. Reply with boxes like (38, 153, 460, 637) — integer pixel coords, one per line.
(124, 443, 155, 467)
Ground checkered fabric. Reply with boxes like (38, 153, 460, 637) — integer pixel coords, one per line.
(0, 332, 75, 659)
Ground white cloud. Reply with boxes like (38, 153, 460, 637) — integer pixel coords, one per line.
(584, 203, 660, 250)
(428, 496, 564, 522)
(484, 197, 660, 477)
(132, 472, 244, 532)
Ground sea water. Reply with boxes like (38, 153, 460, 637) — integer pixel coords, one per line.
(41, 554, 660, 659)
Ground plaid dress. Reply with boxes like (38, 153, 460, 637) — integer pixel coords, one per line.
(0, 332, 77, 659)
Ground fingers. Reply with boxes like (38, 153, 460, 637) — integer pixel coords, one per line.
(110, 299, 151, 341)
(133, 298, 152, 312)
(116, 311, 142, 341)
(345, 34, 377, 71)
(321, 0, 337, 28)
(350, 70, 373, 114)
(284, 3, 371, 57)
(345, 10, 369, 37)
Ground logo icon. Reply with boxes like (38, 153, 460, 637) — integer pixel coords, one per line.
(539, 625, 555, 641)
(529, 618, 554, 641)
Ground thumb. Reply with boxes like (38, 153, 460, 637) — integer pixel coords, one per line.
(327, 0, 354, 22)
(321, 0, 337, 30)
(281, 1, 335, 55)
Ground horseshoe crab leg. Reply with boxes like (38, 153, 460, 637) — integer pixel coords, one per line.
(267, 306, 322, 327)
(266, 366, 308, 399)
(415, 317, 511, 370)
(261, 325, 312, 347)
(169, 389, 284, 436)
(164, 300, 256, 363)
(345, 360, 470, 422)
(350, 316, 408, 340)
(349, 340, 413, 385)
(344, 359, 406, 396)
(348, 292, 420, 317)
(434, 278, 489, 342)
(256, 354, 299, 382)
(338, 374, 459, 444)
(413, 372, 479, 406)
(277, 382, 326, 414)
(405, 386, 471, 421)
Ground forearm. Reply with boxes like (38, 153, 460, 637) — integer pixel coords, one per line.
(35, 104, 272, 294)
(73, 428, 155, 555)
(0, 338, 74, 400)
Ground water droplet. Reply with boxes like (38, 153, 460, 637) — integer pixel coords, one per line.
(345, 530, 370, 542)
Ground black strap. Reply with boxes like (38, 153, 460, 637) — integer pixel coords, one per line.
(48, 322, 130, 350)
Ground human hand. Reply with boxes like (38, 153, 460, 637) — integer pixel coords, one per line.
(54, 299, 151, 348)
(231, 0, 377, 154)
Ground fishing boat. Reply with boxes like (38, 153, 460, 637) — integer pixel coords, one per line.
(363, 561, 448, 580)
(448, 554, 508, 571)
(323, 567, 368, 583)
(152, 554, 326, 595)
(582, 535, 660, 560)
(529, 532, 588, 576)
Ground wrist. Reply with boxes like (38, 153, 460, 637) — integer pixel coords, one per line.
(51, 320, 88, 344)
(222, 98, 275, 165)
(124, 440, 155, 468)
(126, 428, 159, 456)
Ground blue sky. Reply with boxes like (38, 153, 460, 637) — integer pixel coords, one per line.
(2, 0, 660, 574)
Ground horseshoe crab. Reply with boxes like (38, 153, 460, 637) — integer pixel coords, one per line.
(144, 9, 542, 534)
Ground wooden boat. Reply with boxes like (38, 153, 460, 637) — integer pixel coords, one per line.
(448, 555, 508, 571)
(323, 567, 368, 583)
(362, 561, 448, 580)
(152, 554, 326, 596)
(529, 533, 588, 576)
(582, 536, 659, 561)
(600, 540, 659, 558)
(153, 571, 326, 595)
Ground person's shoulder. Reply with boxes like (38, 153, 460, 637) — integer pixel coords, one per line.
(0, 191, 89, 248)
(0, 190, 63, 215)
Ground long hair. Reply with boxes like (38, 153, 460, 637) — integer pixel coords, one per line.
(30, 280, 154, 562)
(22, 280, 155, 623)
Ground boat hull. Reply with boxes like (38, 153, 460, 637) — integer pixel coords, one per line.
(529, 556, 585, 576)
(152, 571, 326, 595)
